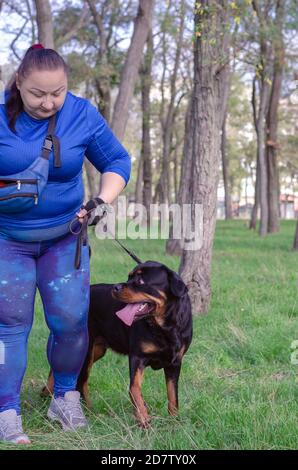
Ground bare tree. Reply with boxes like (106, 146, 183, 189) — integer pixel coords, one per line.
(86, 0, 114, 122)
(266, 0, 285, 233)
(154, 0, 186, 205)
(112, 0, 155, 140)
(248, 0, 286, 235)
(140, 30, 154, 221)
(166, 94, 192, 256)
(251, 0, 272, 236)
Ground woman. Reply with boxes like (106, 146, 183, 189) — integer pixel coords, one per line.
(0, 45, 131, 444)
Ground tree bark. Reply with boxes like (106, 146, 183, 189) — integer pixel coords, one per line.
(250, 155, 260, 230)
(135, 154, 143, 206)
(251, 1, 272, 236)
(266, 0, 285, 233)
(111, 0, 155, 140)
(34, 0, 54, 48)
(84, 80, 100, 198)
(256, 76, 270, 236)
(86, 0, 112, 123)
(141, 30, 153, 223)
(250, 75, 259, 230)
(166, 95, 193, 256)
(178, 1, 230, 314)
(222, 108, 233, 219)
(155, 0, 186, 205)
(84, 158, 100, 199)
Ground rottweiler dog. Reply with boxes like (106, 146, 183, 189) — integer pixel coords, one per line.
(42, 261, 192, 427)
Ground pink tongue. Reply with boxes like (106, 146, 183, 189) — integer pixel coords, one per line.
(116, 303, 146, 326)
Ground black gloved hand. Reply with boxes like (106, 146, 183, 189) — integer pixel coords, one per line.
(77, 197, 107, 225)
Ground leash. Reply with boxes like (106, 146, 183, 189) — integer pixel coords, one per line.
(69, 209, 142, 269)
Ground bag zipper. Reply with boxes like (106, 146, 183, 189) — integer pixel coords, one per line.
(0, 179, 38, 190)
(0, 193, 38, 204)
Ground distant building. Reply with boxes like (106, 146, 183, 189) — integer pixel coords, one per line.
(217, 193, 298, 219)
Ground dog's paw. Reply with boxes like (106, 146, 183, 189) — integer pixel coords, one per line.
(40, 386, 50, 398)
(135, 412, 151, 429)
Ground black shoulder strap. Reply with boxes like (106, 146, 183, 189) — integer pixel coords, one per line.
(41, 114, 61, 168)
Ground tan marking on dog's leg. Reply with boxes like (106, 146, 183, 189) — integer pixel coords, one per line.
(177, 345, 186, 361)
(166, 379, 178, 416)
(93, 341, 107, 363)
(129, 368, 150, 428)
(40, 371, 54, 397)
(78, 340, 107, 408)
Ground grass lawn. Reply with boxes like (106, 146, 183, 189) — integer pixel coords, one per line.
(1, 220, 297, 450)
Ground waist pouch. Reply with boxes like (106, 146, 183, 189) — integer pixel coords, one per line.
(0, 114, 61, 213)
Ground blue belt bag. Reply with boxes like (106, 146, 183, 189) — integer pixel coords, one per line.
(0, 114, 61, 213)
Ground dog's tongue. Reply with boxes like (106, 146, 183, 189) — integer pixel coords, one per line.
(116, 303, 148, 326)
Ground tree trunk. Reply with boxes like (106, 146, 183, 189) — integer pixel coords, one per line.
(84, 159, 100, 199)
(250, 155, 260, 230)
(95, 77, 111, 123)
(84, 80, 101, 198)
(112, 0, 155, 140)
(155, 1, 186, 205)
(141, 31, 153, 224)
(293, 220, 298, 251)
(166, 95, 193, 256)
(256, 76, 270, 236)
(86, 0, 112, 124)
(222, 111, 233, 219)
(34, 0, 54, 48)
(178, 1, 230, 314)
(266, 0, 285, 233)
(135, 155, 143, 205)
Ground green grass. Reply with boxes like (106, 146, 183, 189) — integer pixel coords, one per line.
(1, 220, 297, 450)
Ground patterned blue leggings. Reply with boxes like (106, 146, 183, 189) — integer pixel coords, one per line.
(0, 231, 90, 414)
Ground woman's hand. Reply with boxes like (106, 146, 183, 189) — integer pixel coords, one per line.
(76, 207, 88, 224)
(76, 197, 106, 225)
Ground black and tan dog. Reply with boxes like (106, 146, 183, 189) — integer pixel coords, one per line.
(42, 261, 192, 427)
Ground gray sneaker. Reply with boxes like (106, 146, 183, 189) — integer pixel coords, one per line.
(0, 409, 31, 444)
(47, 391, 87, 431)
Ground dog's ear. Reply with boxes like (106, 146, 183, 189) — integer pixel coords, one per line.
(168, 271, 188, 298)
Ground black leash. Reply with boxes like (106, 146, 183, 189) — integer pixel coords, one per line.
(69, 211, 142, 269)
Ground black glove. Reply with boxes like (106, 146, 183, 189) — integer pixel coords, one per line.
(81, 197, 107, 226)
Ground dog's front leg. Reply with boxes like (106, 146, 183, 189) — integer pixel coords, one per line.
(129, 357, 150, 428)
(164, 362, 182, 416)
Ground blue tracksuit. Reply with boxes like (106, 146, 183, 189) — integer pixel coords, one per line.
(0, 92, 131, 413)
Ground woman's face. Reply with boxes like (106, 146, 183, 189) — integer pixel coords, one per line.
(16, 68, 68, 120)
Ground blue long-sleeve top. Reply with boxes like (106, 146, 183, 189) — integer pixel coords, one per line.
(0, 91, 131, 240)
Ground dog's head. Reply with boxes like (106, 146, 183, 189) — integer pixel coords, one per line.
(112, 260, 189, 326)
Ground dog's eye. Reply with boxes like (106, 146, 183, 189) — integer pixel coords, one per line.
(136, 278, 144, 285)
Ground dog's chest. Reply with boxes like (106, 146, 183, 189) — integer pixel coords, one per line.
(137, 334, 179, 370)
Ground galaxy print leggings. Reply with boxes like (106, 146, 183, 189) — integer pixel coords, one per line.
(0, 231, 90, 414)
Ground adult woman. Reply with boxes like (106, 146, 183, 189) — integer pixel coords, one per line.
(0, 45, 131, 444)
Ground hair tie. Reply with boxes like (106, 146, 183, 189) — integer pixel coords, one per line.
(31, 44, 44, 50)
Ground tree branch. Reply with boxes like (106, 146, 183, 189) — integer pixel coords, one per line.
(55, 3, 90, 47)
